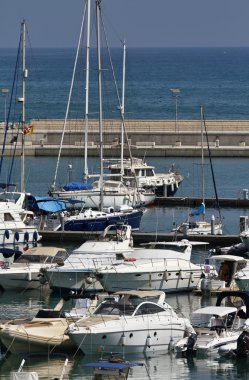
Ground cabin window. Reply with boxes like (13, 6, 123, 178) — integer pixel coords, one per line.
(146, 169, 154, 177)
(135, 303, 164, 315)
(4, 213, 15, 221)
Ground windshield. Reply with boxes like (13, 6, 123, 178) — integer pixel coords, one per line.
(94, 301, 136, 316)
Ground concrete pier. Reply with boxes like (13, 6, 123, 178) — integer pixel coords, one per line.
(2, 119, 249, 157)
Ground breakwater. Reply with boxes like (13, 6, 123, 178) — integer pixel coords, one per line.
(2, 119, 249, 157)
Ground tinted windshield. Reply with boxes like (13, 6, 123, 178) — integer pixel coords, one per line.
(94, 301, 136, 316)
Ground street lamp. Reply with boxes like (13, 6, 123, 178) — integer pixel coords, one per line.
(170, 88, 181, 137)
(1, 88, 9, 125)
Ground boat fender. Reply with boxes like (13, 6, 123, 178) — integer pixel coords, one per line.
(24, 231, 29, 243)
(14, 231, 19, 242)
(28, 271, 32, 281)
(168, 337, 175, 351)
(33, 231, 38, 242)
(121, 334, 126, 346)
(124, 258, 136, 262)
(146, 335, 151, 347)
(190, 272, 194, 283)
(39, 274, 47, 285)
(4, 230, 10, 239)
(178, 270, 183, 280)
(164, 270, 169, 282)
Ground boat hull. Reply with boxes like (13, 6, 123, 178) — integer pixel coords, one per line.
(69, 325, 186, 355)
(96, 267, 202, 293)
(44, 269, 103, 293)
(63, 209, 143, 232)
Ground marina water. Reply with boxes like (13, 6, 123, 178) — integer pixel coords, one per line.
(1, 47, 249, 377)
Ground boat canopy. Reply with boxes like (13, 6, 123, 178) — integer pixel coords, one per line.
(113, 290, 165, 298)
(30, 196, 66, 213)
(193, 306, 238, 317)
(63, 182, 93, 191)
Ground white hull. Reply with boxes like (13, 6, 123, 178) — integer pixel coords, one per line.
(0, 269, 48, 290)
(45, 269, 103, 292)
(97, 266, 202, 293)
(70, 323, 186, 355)
(53, 189, 155, 208)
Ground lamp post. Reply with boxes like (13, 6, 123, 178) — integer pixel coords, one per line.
(170, 88, 181, 138)
(1, 88, 9, 125)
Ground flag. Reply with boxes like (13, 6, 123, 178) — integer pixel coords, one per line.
(23, 125, 34, 136)
(190, 202, 205, 217)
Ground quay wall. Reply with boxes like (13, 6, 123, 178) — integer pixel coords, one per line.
(2, 119, 249, 157)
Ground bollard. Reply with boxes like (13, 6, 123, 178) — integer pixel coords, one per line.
(211, 215, 215, 235)
(240, 216, 248, 232)
(60, 212, 65, 232)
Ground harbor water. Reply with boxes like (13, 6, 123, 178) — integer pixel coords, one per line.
(1, 47, 249, 377)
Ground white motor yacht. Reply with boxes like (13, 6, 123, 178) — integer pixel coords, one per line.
(95, 240, 206, 293)
(0, 192, 41, 246)
(41, 224, 135, 293)
(0, 246, 68, 290)
(67, 290, 192, 355)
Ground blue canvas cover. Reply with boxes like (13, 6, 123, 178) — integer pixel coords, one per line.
(32, 196, 66, 213)
(190, 202, 205, 217)
(63, 182, 93, 191)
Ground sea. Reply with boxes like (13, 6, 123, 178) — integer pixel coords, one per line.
(1, 47, 249, 378)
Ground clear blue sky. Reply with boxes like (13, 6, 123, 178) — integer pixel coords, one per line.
(1, 0, 249, 48)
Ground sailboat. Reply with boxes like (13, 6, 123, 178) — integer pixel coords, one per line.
(50, 0, 155, 215)
(0, 20, 41, 247)
(174, 106, 223, 235)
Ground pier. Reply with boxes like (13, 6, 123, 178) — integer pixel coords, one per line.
(38, 229, 241, 247)
(2, 119, 249, 157)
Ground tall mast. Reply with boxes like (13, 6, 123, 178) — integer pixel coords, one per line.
(200, 105, 205, 205)
(120, 41, 126, 178)
(84, 0, 91, 180)
(21, 19, 27, 193)
(96, 0, 104, 210)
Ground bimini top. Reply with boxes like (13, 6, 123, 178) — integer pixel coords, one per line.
(193, 306, 238, 317)
(210, 255, 248, 263)
(113, 290, 165, 298)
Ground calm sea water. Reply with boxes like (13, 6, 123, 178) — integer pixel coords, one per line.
(1, 48, 249, 378)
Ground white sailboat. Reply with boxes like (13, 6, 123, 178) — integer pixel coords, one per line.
(0, 20, 41, 248)
(50, 0, 155, 210)
(174, 106, 223, 235)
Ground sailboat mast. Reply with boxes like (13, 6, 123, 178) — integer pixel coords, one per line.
(200, 105, 205, 204)
(21, 19, 27, 193)
(96, 0, 104, 210)
(84, 0, 91, 180)
(120, 41, 126, 178)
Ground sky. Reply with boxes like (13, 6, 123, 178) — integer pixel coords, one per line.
(1, 0, 249, 48)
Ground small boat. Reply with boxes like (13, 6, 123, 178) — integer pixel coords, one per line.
(67, 290, 192, 355)
(175, 290, 249, 357)
(0, 294, 97, 354)
(173, 107, 223, 236)
(198, 254, 248, 296)
(95, 240, 206, 293)
(107, 157, 184, 197)
(41, 223, 135, 293)
(57, 205, 145, 232)
(0, 246, 68, 290)
(0, 192, 41, 246)
(82, 357, 146, 380)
